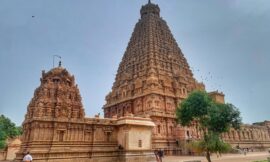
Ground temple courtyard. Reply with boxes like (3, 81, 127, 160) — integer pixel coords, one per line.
(163, 151, 270, 162)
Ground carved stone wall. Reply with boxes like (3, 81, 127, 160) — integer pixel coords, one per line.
(176, 122, 270, 153)
(222, 123, 270, 149)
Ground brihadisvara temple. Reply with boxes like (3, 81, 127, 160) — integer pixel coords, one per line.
(16, 1, 270, 162)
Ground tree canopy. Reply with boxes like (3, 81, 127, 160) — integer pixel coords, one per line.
(176, 90, 242, 162)
(0, 114, 22, 149)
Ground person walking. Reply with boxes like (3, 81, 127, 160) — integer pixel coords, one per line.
(158, 149, 164, 162)
(154, 149, 160, 162)
(23, 152, 33, 162)
(244, 148, 247, 156)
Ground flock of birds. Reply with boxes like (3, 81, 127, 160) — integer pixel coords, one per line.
(190, 67, 223, 90)
(29, 14, 223, 91)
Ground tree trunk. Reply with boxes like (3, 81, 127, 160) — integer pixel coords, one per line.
(206, 151, 211, 162)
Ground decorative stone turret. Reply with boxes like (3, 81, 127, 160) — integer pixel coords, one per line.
(24, 66, 85, 122)
(208, 91, 225, 104)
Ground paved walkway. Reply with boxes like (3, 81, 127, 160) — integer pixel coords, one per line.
(1, 152, 269, 162)
(164, 152, 270, 162)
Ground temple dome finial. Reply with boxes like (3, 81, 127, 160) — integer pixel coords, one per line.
(140, 0, 160, 18)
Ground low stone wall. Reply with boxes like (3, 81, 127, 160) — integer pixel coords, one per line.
(15, 116, 156, 162)
(6, 146, 20, 160)
(0, 151, 7, 160)
(6, 138, 21, 160)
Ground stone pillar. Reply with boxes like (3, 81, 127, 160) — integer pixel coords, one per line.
(116, 116, 156, 162)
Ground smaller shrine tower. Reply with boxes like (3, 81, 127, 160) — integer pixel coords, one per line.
(16, 64, 86, 160)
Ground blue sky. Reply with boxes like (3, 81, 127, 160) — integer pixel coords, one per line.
(0, 0, 269, 126)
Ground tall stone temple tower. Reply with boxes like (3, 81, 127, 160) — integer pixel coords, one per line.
(104, 1, 270, 154)
(104, 1, 205, 150)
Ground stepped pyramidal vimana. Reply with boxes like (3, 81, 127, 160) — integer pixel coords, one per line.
(16, 1, 270, 162)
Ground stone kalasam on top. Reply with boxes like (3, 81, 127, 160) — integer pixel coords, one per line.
(104, 1, 270, 153)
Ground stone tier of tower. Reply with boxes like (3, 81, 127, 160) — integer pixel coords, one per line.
(104, 1, 204, 149)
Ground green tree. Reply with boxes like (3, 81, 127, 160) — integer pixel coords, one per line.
(0, 114, 22, 149)
(176, 91, 241, 162)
